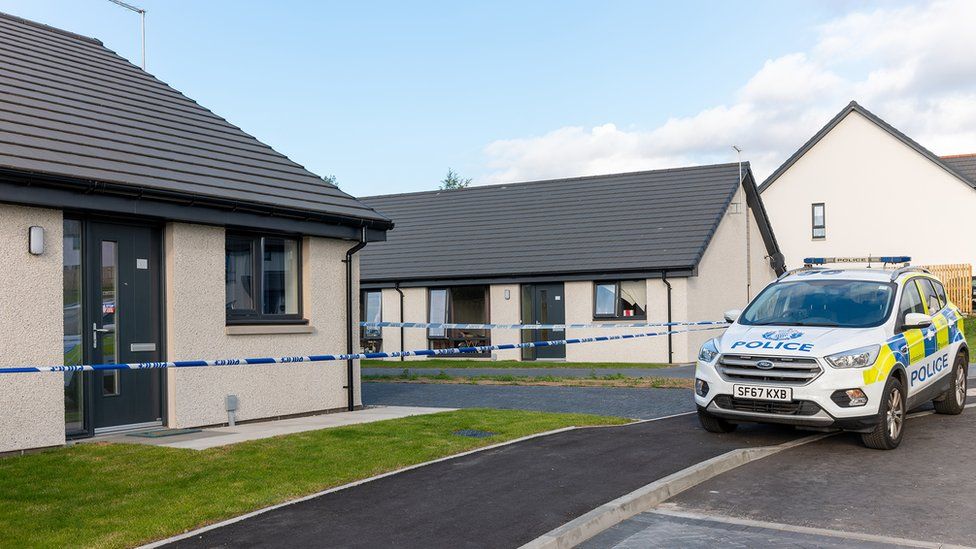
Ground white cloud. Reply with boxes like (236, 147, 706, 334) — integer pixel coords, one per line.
(478, 0, 976, 183)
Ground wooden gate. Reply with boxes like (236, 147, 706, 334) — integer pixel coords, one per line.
(920, 263, 972, 314)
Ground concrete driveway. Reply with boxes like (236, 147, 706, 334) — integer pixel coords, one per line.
(583, 405, 976, 548)
(363, 381, 694, 419)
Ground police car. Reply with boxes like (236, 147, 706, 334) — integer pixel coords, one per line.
(695, 257, 968, 450)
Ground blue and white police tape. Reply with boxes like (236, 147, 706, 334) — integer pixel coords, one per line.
(0, 325, 727, 374)
(359, 320, 729, 330)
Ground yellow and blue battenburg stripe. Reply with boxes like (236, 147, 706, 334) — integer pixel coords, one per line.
(863, 286, 965, 386)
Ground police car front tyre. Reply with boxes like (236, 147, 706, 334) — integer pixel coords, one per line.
(860, 376, 906, 450)
(698, 409, 737, 433)
(933, 353, 967, 415)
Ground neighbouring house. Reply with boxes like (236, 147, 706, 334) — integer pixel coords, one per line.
(759, 101, 976, 270)
(357, 163, 784, 365)
(0, 13, 391, 453)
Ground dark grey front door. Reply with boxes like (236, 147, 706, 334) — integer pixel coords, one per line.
(521, 283, 566, 360)
(87, 221, 163, 431)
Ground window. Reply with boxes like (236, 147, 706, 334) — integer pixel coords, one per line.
(593, 281, 647, 319)
(225, 233, 303, 324)
(741, 280, 895, 328)
(931, 279, 948, 309)
(811, 203, 825, 239)
(360, 290, 382, 353)
(916, 279, 943, 313)
(898, 281, 926, 328)
(428, 286, 489, 354)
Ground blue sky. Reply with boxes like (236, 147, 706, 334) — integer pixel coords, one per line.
(2, 1, 970, 197)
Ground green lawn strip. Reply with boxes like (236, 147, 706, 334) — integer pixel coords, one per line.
(964, 316, 976, 355)
(363, 372, 692, 389)
(361, 358, 674, 369)
(0, 409, 626, 549)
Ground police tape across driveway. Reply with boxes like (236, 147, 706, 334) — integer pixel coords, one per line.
(360, 320, 729, 330)
(0, 325, 728, 374)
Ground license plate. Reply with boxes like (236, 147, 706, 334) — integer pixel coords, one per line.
(733, 384, 792, 402)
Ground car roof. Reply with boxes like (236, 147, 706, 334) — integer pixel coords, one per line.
(780, 268, 935, 284)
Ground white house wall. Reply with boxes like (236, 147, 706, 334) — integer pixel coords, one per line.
(685, 188, 778, 362)
(762, 110, 976, 269)
(0, 204, 64, 453)
(164, 222, 358, 428)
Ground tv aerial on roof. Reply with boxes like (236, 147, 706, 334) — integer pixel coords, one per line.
(107, 0, 146, 69)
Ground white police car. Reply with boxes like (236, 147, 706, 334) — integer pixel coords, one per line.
(695, 258, 968, 450)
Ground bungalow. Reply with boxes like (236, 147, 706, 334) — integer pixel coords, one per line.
(358, 163, 784, 364)
(0, 13, 391, 453)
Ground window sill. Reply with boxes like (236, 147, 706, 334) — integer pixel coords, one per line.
(592, 317, 648, 322)
(225, 324, 315, 336)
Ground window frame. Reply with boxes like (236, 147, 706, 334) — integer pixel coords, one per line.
(426, 286, 491, 355)
(896, 278, 926, 331)
(225, 232, 306, 326)
(592, 280, 648, 320)
(811, 203, 826, 239)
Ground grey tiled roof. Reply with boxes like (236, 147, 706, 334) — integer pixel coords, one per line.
(941, 155, 976, 185)
(360, 163, 775, 283)
(0, 12, 389, 226)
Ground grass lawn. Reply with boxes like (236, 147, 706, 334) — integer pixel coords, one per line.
(363, 371, 693, 389)
(0, 409, 626, 549)
(965, 316, 976, 355)
(361, 358, 674, 369)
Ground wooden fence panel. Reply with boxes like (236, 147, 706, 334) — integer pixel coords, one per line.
(920, 263, 972, 315)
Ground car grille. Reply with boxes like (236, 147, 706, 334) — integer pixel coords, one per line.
(713, 395, 821, 416)
(717, 354, 822, 385)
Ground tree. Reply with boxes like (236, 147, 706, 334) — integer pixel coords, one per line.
(440, 168, 471, 190)
(323, 174, 339, 187)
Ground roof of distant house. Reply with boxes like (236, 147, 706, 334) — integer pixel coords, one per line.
(0, 11, 390, 229)
(359, 163, 781, 284)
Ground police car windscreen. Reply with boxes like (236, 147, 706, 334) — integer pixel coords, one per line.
(739, 280, 895, 328)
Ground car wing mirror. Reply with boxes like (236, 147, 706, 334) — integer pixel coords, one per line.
(903, 312, 933, 330)
(723, 309, 741, 323)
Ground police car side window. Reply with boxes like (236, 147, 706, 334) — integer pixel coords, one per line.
(917, 279, 942, 313)
(898, 283, 925, 327)
(931, 280, 948, 308)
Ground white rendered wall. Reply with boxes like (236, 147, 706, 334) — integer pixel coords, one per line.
(164, 222, 359, 428)
(762, 110, 976, 270)
(0, 205, 64, 452)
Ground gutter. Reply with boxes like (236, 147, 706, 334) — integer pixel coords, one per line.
(344, 227, 368, 411)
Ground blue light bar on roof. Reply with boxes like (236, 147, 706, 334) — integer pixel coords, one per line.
(803, 256, 911, 266)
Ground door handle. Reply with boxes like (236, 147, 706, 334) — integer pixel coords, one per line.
(92, 322, 112, 349)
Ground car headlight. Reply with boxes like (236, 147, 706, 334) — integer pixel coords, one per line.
(825, 344, 881, 369)
(698, 338, 720, 363)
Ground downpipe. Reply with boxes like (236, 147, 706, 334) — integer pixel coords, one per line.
(344, 227, 368, 411)
(394, 283, 405, 361)
(662, 272, 673, 363)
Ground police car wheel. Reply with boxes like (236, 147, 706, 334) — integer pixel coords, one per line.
(933, 353, 967, 415)
(698, 409, 737, 433)
(861, 376, 905, 450)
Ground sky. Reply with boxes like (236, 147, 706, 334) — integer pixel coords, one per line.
(2, 1, 975, 197)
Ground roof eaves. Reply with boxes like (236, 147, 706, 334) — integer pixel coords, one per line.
(759, 101, 976, 193)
